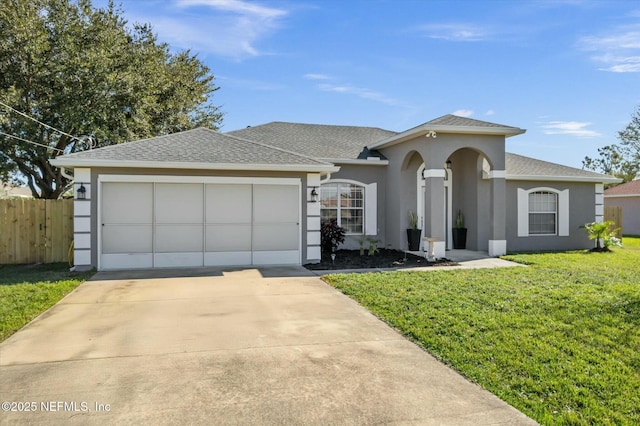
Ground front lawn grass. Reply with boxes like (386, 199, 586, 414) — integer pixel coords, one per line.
(0, 263, 94, 342)
(324, 238, 640, 425)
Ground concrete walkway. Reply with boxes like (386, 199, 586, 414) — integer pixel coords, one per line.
(1, 266, 536, 425)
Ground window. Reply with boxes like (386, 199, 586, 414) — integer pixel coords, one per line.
(517, 187, 569, 237)
(321, 183, 364, 234)
(528, 191, 557, 234)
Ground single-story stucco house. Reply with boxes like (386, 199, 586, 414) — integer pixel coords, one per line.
(51, 115, 619, 271)
(604, 179, 640, 236)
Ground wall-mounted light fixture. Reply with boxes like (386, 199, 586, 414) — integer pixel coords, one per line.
(446, 159, 452, 169)
(77, 183, 87, 200)
(425, 130, 437, 138)
(309, 186, 319, 203)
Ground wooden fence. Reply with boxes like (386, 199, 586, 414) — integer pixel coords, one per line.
(0, 198, 74, 264)
(604, 205, 623, 238)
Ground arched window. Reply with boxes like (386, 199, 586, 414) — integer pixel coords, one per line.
(517, 187, 569, 237)
(321, 182, 364, 234)
(528, 191, 557, 234)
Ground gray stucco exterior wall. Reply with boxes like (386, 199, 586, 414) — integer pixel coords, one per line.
(505, 180, 594, 252)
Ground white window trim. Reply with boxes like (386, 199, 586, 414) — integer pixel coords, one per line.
(517, 187, 569, 237)
(320, 179, 377, 235)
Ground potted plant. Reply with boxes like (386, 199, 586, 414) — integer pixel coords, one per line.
(452, 209, 467, 249)
(406, 210, 422, 251)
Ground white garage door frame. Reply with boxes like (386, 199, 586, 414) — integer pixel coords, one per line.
(97, 174, 302, 270)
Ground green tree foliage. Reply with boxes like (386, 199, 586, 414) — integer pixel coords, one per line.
(0, 0, 222, 198)
(583, 106, 640, 184)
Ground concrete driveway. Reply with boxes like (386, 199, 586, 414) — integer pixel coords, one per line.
(0, 266, 536, 425)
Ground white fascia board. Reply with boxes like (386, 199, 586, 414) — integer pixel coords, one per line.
(604, 194, 640, 198)
(369, 125, 526, 149)
(318, 158, 389, 166)
(506, 174, 622, 184)
(50, 158, 340, 173)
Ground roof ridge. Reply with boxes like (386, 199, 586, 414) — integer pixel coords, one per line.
(208, 127, 332, 165)
(228, 121, 397, 134)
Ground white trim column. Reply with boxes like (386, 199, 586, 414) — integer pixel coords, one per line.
(306, 173, 321, 263)
(489, 170, 507, 256)
(595, 183, 604, 222)
(73, 167, 92, 270)
(423, 169, 446, 259)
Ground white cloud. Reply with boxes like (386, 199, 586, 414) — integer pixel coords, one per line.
(416, 23, 488, 42)
(452, 109, 474, 117)
(304, 73, 331, 80)
(317, 83, 402, 106)
(145, 0, 289, 60)
(542, 121, 601, 137)
(485, 109, 495, 116)
(579, 26, 640, 73)
(177, 0, 287, 19)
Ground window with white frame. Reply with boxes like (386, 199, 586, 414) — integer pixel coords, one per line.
(517, 187, 569, 237)
(321, 183, 364, 234)
(528, 191, 557, 235)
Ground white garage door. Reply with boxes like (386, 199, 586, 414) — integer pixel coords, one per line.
(100, 178, 300, 270)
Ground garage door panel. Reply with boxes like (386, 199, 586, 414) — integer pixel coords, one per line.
(204, 252, 252, 266)
(102, 225, 152, 254)
(154, 253, 203, 268)
(206, 184, 251, 223)
(252, 250, 299, 265)
(253, 185, 298, 223)
(102, 253, 153, 270)
(253, 223, 298, 251)
(102, 183, 152, 224)
(206, 224, 251, 251)
(156, 183, 203, 224)
(155, 225, 203, 253)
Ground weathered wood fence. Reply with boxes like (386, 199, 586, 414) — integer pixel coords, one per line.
(0, 199, 74, 264)
(604, 205, 623, 238)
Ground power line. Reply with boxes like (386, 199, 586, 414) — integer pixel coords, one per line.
(0, 130, 65, 153)
(0, 99, 86, 144)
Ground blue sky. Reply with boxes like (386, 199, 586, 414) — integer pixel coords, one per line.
(104, 0, 639, 168)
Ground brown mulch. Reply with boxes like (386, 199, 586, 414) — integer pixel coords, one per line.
(304, 248, 458, 271)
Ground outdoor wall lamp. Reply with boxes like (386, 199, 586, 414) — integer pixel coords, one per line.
(77, 183, 87, 200)
(309, 186, 319, 203)
(446, 159, 452, 169)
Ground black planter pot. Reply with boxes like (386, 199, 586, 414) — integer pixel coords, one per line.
(406, 229, 422, 251)
(452, 228, 467, 249)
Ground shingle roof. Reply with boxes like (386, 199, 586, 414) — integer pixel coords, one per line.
(505, 153, 616, 181)
(57, 127, 331, 167)
(426, 114, 519, 129)
(227, 122, 397, 159)
(604, 179, 640, 195)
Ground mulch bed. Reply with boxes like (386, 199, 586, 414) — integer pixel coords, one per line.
(304, 249, 458, 271)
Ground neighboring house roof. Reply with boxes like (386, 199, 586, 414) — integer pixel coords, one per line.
(505, 153, 620, 183)
(0, 181, 32, 198)
(604, 179, 640, 196)
(369, 114, 526, 149)
(227, 122, 396, 160)
(51, 127, 338, 173)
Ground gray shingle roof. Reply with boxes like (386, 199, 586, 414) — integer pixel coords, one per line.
(227, 122, 397, 159)
(506, 153, 615, 180)
(57, 127, 330, 166)
(426, 114, 519, 129)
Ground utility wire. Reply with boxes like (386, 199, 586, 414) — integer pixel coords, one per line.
(0, 130, 65, 152)
(0, 99, 87, 144)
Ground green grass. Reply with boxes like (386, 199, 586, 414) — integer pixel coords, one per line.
(324, 238, 640, 425)
(0, 263, 94, 342)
